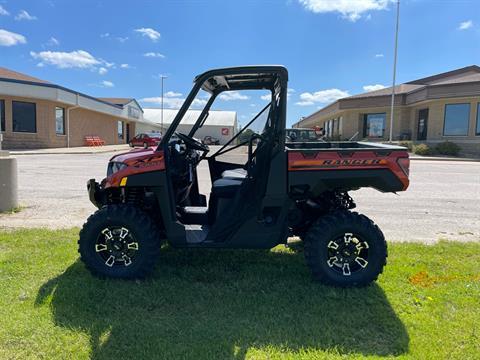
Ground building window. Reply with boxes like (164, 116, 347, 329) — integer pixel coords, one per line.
(118, 121, 124, 139)
(12, 101, 36, 133)
(444, 103, 470, 136)
(476, 103, 480, 136)
(363, 113, 386, 138)
(0, 100, 5, 132)
(55, 107, 65, 135)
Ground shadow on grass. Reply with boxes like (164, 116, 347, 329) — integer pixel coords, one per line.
(36, 248, 408, 359)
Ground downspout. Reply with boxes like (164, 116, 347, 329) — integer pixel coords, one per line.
(66, 94, 79, 148)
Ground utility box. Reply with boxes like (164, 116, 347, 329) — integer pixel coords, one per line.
(0, 151, 18, 212)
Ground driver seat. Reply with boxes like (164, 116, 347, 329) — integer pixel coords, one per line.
(221, 168, 247, 180)
(208, 135, 271, 225)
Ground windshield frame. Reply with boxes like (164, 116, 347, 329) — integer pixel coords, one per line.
(157, 65, 288, 151)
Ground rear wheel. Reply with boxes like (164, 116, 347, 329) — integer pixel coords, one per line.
(304, 211, 387, 287)
(79, 205, 161, 279)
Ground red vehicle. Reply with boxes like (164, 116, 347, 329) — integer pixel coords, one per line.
(81, 66, 410, 287)
(129, 133, 162, 148)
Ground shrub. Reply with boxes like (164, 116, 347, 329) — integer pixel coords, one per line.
(435, 141, 460, 156)
(398, 141, 413, 151)
(413, 143, 434, 156)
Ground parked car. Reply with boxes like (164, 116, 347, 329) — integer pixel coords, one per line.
(129, 133, 162, 148)
(202, 136, 220, 145)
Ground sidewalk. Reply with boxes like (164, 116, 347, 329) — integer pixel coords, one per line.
(9, 144, 131, 155)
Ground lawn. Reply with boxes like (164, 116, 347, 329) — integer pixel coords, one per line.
(0, 229, 479, 359)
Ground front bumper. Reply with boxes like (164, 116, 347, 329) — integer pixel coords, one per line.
(87, 179, 103, 209)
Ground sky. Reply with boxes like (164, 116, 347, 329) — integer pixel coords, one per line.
(0, 0, 479, 126)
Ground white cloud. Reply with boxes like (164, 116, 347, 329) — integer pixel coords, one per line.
(298, 0, 392, 21)
(219, 91, 250, 101)
(375, 53, 384, 58)
(295, 88, 350, 106)
(120, 63, 130, 69)
(15, 10, 37, 21)
(164, 91, 182, 97)
(458, 20, 473, 30)
(261, 88, 295, 101)
(140, 94, 206, 109)
(0, 5, 9, 16)
(30, 50, 102, 69)
(192, 98, 208, 107)
(101, 80, 114, 88)
(98, 67, 108, 75)
(135, 27, 161, 41)
(143, 52, 165, 58)
(116, 36, 128, 42)
(100, 33, 110, 38)
(46, 37, 60, 46)
(363, 84, 386, 92)
(0, 29, 27, 46)
(101, 60, 115, 68)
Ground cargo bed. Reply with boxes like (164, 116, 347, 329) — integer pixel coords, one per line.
(286, 141, 410, 196)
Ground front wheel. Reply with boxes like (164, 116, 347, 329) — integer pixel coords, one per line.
(304, 211, 387, 287)
(78, 205, 162, 279)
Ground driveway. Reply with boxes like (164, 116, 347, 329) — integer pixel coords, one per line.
(1, 151, 479, 243)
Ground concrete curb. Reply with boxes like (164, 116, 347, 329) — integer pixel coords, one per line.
(10, 147, 130, 156)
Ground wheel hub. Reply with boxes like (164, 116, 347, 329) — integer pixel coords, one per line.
(326, 233, 369, 276)
(95, 227, 139, 267)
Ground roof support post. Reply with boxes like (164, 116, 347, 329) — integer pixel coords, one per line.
(389, 0, 400, 142)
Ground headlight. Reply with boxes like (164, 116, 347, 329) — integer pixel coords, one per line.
(107, 161, 127, 176)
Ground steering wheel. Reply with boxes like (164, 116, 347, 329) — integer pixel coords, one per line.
(175, 132, 209, 152)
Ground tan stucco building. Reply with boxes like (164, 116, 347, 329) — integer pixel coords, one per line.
(293, 65, 480, 155)
(0, 67, 160, 149)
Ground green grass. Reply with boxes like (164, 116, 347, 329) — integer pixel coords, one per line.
(0, 229, 479, 360)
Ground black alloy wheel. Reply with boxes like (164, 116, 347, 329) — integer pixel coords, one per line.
(304, 211, 387, 287)
(95, 226, 139, 268)
(79, 205, 161, 279)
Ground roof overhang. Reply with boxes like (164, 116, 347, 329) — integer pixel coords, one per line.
(0, 78, 143, 122)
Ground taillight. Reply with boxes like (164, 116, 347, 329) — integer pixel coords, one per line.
(397, 157, 410, 177)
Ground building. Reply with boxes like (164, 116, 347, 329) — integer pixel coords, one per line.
(0, 67, 160, 149)
(143, 108, 237, 144)
(294, 65, 480, 155)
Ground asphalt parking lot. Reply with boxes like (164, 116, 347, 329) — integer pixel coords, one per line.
(1, 150, 479, 243)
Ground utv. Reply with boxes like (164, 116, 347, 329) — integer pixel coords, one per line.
(80, 66, 410, 287)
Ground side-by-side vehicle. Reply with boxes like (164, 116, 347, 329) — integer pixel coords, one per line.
(79, 66, 410, 287)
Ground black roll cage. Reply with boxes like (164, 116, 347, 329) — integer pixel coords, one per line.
(157, 65, 289, 153)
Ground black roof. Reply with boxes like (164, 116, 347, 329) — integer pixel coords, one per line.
(195, 65, 288, 93)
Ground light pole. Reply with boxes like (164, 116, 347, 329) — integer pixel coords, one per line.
(160, 75, 167, 134)
(389, 0, 400, 142)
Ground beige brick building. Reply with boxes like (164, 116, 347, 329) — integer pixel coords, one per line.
(293, 65, 480, 155)
(0, 67, 160, 149)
